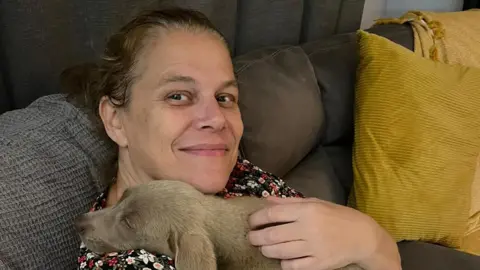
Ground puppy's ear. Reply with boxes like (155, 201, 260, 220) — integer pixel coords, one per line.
(174, 233, 216, 270)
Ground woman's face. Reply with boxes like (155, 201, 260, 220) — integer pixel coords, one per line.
(103, 29, 243, 194)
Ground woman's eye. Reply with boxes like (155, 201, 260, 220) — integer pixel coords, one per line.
(217, 94, 236, 106)
(166, 92, 193, 105)
(168, 93, 188, 101)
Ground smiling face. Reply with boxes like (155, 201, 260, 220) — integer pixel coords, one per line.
(101, 29, 243, 194)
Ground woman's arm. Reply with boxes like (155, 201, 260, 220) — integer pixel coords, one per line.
(356, 217, 402, 270)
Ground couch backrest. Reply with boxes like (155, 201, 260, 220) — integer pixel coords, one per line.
(0, 0, 365, 114)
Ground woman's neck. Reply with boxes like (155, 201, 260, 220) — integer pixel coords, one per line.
(106, 181, 121, 207)
(106, 168, 151, 207)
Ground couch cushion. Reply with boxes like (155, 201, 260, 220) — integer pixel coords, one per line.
(398, 241, 480, 270)
(351, 30, 480, 250)
(283, 144, 345, 204)
(0, 94, 114, 269)
(323, 145, 354, 194)
(301, 24, 413, 146)
(234, 46, 324, 178)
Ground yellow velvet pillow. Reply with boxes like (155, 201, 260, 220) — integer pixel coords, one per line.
(349, 30, 480, 252)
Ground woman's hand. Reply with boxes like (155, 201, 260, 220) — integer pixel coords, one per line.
(247, 196, 401, 270)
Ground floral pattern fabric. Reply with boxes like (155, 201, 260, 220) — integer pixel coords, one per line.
(78, 158, 303, 270)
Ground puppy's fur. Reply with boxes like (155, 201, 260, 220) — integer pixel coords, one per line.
(76, 180, 362, 270)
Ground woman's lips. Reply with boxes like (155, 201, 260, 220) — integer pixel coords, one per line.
(178, 144, 229, 157)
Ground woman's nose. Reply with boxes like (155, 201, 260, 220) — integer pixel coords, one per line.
(195, 102, 226, 131)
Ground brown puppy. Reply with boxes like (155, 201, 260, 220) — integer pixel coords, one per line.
(75, 180, 362, 270)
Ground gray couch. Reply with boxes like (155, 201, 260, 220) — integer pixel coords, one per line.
(0, 1, 478, 269)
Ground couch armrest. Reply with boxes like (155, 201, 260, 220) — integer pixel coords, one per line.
(399, 241, 480, 270)
(283, 144, 346, 204)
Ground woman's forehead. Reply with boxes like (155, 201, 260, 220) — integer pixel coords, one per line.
(145, 30, 230, 64)
(135, 31, 235, 87)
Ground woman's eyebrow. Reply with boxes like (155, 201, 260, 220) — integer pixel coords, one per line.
(218, 79, 238, 91)
(157, 74, 237, 90)
(158, 74, 196, 87)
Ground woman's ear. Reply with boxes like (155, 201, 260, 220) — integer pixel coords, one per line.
(99, 96, 128, 147)
(174, 233, 217, 270)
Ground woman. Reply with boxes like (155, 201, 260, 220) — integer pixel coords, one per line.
(65, 7, 401, 270)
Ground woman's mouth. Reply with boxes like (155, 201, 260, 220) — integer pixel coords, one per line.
(178, 144, 229, 156)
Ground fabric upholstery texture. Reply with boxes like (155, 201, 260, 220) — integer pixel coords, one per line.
(350, 30, 480, 251)
(300, 24, 414, 146)
(283, 144, 346, 204)
(234, 46, 324, 178)
(0, 95, 114, 270)
(301, 33, 359, 146)
(398, 241, 480, 269)
(376, 9, 480, 255)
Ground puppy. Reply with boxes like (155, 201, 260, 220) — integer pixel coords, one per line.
(75, 180, 362, 270)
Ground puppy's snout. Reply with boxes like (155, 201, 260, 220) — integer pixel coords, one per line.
(74, 215, 93, 235)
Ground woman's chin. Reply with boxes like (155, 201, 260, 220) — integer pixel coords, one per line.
(184, 173, 230, 194)
(169, 154, 236, 193)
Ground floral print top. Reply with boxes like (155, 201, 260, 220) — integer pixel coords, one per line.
(78, 158, 303, 270)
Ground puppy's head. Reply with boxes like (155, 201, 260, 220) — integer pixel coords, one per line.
(75, 180, 206, 256)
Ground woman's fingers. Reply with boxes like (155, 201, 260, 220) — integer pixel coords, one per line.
(248, 221, 303, 246)
(259, 240, 312, 260)
(248, 203, 301, 229)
